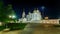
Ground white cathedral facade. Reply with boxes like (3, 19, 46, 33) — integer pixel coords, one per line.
(18, 8, 59, 24)
(18, 8, 42, 23)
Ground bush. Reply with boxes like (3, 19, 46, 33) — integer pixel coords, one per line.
(5, 23, 27, 31)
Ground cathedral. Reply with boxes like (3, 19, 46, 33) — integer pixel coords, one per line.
(18, 8, 42, 23)
(18, 8, 59, 24)
(26, 8, 42, 21)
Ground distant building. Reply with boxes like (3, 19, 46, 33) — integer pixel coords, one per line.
(19, 8, 42, 23)
(31, 8, 42, 21)
(26, 12, 32, 21)
(44, 17, 49, 19)
(22, 11, 27, 22)
(22, 11, 25, 18)
(18, 8, 60, 24)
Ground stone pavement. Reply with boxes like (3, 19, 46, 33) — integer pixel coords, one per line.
(20, 23, 60, 34)
(0, 23, 60, 34)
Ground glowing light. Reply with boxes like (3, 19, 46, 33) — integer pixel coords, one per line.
(0, 22, 2, 26)
(41, 6, 45, 9)
(12, 15, 16, 18)
(42, 19, 59, 24)
(9, 15, 12, 18)
(9, 15, 16, 19)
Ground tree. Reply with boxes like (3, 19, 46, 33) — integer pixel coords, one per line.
(0, 3, 16, 22)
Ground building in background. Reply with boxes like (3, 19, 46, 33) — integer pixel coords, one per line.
(18, 8, 42, 23)
(26, 12, 32, 21)
(31, 8, 42, 21)
(42, 17, 59, 24)
(21, 10, 27, 23)
(18, 8, 60, 24)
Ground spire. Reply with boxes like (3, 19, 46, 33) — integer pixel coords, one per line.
(33, 8, 39, 13)
(36, 8, 41, 15)
(36, 8, 40, 13)
(22, 8, 25, 18)
(28, 8, 32, 15)
(33, 8, 37, 13)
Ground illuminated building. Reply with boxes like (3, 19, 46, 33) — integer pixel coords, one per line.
(26, 12, 32, 21)
(21, 10, 27, 22)
(22, 11, 25, 18)
(31, 8, 42, 21)
(18, 8, 42, 23)
(44, 17, 49, 19)
(18, 8, 60, 24)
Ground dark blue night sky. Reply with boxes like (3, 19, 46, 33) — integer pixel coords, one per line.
(3, 0, 60, 19)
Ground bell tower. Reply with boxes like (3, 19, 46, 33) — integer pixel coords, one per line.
(22, 8, 25, 18)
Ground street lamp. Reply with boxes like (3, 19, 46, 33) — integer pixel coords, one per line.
(9, 15, 16, 19)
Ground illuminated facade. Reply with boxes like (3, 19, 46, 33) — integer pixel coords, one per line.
(31, 9, 42, 21)
(18, 8, 60, 24)
(26, 8, 42, 21)
(22, 11, 25, 18)
(41, 19, 59, 24)
(40, 17, 59, 24)
(26, 12, 32, 21)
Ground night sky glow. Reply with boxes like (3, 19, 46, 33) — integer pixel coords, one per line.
(3, 0, 60, 19)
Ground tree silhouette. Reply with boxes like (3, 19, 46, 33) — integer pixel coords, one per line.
(0, 1, 16, 22)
